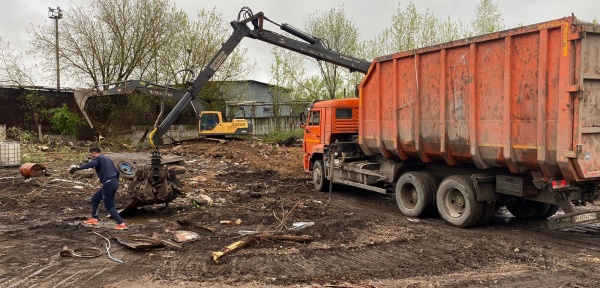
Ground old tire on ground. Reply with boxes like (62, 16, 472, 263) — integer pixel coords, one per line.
(313, 160, 329, 192)
(395, 171, 437, 217)
(112, 158, 136, 179)
(506, 198, 551, 220)
(436, 175, 483, 228)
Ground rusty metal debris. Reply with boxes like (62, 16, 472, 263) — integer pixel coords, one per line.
(114, 233, 182, 250)
(59, 246, 103, 258)
(19, 163, 47, 178)
(176, 219, 216, 233)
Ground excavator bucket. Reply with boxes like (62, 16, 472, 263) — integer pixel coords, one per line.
(119, 151, 186, 215)
(73, 88, 96, 128)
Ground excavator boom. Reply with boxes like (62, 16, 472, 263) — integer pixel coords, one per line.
(74, 80, 204, 128)
(150, 7, 371, 146)
(121, 7, 371, 215)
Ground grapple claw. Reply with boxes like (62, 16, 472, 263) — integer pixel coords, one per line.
(121, 151, 185, 215)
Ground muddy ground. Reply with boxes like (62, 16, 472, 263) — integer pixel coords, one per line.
(1, 138, 600, 288)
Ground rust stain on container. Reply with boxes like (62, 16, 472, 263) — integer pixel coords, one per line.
(19, 163, 47, 178)
(359, 16, 600, 181)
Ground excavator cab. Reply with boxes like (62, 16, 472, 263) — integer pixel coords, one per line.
(200, 112, 221, 131)
(198, 111, 252, 136)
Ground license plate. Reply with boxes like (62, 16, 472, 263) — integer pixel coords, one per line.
(573, 213, 598, 223)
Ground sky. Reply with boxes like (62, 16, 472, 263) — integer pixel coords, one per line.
(1, 0, 599, 87)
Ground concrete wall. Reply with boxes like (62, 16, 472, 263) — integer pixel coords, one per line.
(250, 116, 302, 135)
(125, 115, 301, 143)
(128, 125, 198, 144)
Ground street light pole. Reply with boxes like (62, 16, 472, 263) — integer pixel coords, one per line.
(48, 7, 63, 91)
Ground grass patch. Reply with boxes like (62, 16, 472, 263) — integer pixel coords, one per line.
(21, 145, 46, 163)
(261, 129, 304, 145)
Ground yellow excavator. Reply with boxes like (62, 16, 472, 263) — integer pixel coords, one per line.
(77, 6, 370, 215)
(73, 79, 253, 137)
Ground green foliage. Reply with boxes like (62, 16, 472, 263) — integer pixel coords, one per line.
(47, 104, 82, 135)
(269, 5, 365, 101)
(362, 0, 505, 59)
(15, 91, 47, 131)
(306, 5, 362, 100)
(471, 0, 505, 35)
(6, 127, 38, 143)
(262, 129, 304, 145)
(21, 145, 46, 163)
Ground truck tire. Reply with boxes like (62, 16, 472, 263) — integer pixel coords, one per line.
(477, 201, 497, 226)
(436, 175, 483, 228)
(506, 199, 551, 220)
(112, 158, 136, 179)
(544, 204, 561, 218)
(312, 160, 330, 192)
(395, 171, 436, 217)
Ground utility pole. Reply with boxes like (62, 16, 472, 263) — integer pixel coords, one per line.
(48, 7, 63, 91)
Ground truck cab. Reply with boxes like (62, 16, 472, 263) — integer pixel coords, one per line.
(302, 98, 359, 171)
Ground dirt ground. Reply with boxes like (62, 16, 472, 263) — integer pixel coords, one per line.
(1, 138, 600, 288)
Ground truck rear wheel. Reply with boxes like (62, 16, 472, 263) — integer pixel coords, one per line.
(395, 171, 436, 217)
(477, 201, 497, 226)
(312, 160, 330, 192)
(506, 199, 552, 220)
(436, 175, 483, 228)
(544, 204, 561, 218)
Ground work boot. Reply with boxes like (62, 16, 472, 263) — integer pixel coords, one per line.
(83, 218, 99, 225)
(113, 223, 127, 230)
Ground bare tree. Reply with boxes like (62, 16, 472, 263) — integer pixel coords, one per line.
(148, 8, 253, 86)
(30, 0, 181, 87)
(304, 5, 362, 100)
(30, 0, 251, 91)
(0, 38, 34, 86)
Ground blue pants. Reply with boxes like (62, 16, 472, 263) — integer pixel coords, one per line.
(90, 179, 124, 224)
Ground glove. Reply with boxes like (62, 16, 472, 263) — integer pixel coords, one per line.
(68, 165, 79, 174)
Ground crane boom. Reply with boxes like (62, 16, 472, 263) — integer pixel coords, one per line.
(150, 8, 371, 147)
(74, 80, 204, 128)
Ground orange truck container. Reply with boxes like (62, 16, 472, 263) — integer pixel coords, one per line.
(303, 16, 600, 229)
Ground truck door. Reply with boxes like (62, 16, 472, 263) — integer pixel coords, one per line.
(304, 109, 322, 157)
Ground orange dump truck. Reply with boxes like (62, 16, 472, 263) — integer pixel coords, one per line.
(303, 16, 600, 229)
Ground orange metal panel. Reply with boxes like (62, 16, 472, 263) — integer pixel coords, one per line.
(359, 16, 600, 182)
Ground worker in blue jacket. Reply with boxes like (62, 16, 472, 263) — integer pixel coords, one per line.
(69, 147, 127, 230)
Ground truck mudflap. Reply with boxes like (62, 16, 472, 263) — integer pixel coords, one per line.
(548, 210, 600, 229)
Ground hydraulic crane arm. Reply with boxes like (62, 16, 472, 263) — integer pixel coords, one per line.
(74, 80, 204, 128)
(150, 7, 372, 147)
